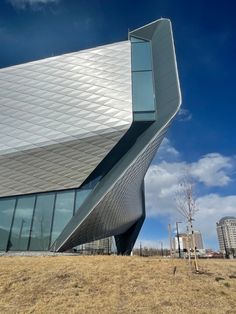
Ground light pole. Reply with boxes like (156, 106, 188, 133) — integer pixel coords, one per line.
(176, 221, 182, 258)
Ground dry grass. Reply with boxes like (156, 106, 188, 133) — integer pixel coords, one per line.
(0, 256, 236, 313)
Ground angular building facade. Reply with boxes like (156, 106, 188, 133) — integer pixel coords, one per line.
(0, 19, 181, 254)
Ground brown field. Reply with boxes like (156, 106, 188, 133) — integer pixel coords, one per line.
(0, 256, 236, 313)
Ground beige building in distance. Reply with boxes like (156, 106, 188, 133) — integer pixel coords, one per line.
(175, 230, 204, 252)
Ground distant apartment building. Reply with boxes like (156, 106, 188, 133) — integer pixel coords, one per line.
(175, 230, 204, 252)
(216, 216, 236, 255)
(193, 230, 204, 250)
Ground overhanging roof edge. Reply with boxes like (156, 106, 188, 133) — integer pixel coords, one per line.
(129, 18, 170, 41)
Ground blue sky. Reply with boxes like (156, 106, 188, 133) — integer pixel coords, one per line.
(0, 0, 235, 250)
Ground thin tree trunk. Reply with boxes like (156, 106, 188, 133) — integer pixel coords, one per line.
(190, 220, 199, 272)
(187, 224, 191, 264)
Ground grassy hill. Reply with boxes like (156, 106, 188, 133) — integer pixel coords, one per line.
(0, 256, 235, 313)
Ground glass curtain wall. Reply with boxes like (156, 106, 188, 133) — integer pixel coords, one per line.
(131, 36, 155, 120)
(50, 190, 75, 246)
(29, 193, 55, 251)
(9, 196, 35, 251)
(0, 186, 92, 251)
(0, 198, 16, 251)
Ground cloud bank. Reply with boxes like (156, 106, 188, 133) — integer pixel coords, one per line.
(7, 0, 60, 10)
(144, 139, 235, 248)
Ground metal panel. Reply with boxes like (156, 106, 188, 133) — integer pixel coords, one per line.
(0, 19, 181, 254)
(0, 41, 132, 196)
(53, 19, 182, 252)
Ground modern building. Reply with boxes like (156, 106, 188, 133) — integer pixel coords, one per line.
(216, 216, 236, 256)
(193, 230, 204, 250)
(175, 230, 204, 252)
(0, 19, 181, 254)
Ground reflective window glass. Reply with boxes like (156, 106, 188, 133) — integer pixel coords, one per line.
(0, 198, 16, 251)
(75, 189, 91, 213)
(132, 71, 155, 112)
(9, 196, 35, 251)
(83, 176, 102, 190)
(50, 190, 75, 246)
(29, 193, 55, 251)
(131, 42, 152, 71)
(130, 36, 146, 43)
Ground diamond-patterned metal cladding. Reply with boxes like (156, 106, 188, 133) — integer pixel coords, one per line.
(54, 19, 182, 252)
(53, 125, 169, 251)
(0, 41, 132, 196)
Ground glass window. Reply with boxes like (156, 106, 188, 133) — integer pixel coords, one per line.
(131, 42, 152, 71)
(132, 71, 155, 112)
(83, 176, 102, 190)
(131, 36, 155, 117)
(50, 190, 75, 246)
(0, 198, 16, 251)
(130, 36, 146, 43)
(75, 189, 91, 213)
(29, 193, 55, 251)
(9, 196, 35, 251)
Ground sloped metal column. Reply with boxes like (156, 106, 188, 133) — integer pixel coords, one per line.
(115, 181, 146, 255)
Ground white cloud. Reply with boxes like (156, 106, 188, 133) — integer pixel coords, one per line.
(145, 164, 236, 247)
(145, 152, 234, 218)
(145, 152, 234, 217)
(194, 194, 236, 245)
(157, 138, 180, 158)
(145, 161, 186, 217)
(191, 153, 233, 187)
(144, 140, 235, 248)
(178, 108, 192, 121)
(7, 0, 60, 10)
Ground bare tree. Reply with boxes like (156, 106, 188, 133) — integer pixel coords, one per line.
(175, 173, 199, 272)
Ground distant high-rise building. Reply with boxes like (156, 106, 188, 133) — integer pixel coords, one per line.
(174, 230, 204, 251)
(216, 216, 236, 255)
(194, 230, 204, 250)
